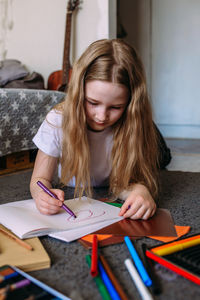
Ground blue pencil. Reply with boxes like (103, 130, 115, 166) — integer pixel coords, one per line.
(124, 236, 152, 286)
(0, 271, 18, 282)
(98, 260, 121, 300)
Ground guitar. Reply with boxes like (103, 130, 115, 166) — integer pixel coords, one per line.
(47, 0, 79, 92)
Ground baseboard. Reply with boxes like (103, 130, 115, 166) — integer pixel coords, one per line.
(156, 124, 200, 139)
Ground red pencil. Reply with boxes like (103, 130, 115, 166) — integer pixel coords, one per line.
(91, 235, 98, 277)
(146, 250, 200, 285)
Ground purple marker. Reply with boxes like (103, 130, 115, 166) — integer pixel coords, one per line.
(12, 279, 30, 289)
(37, 181, 76, 218)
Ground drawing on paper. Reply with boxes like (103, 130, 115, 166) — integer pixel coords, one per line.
(67, 209, 106, 222)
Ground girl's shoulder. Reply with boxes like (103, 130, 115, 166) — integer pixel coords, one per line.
(45, 108, 63, 127)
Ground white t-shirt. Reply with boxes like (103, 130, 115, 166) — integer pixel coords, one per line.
(33, 109, 113, 187)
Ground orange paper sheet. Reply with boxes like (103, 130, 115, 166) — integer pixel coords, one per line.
(80, 225, 191, 248)
(148, 225, 191, 242)
(82, 234, 113, 243)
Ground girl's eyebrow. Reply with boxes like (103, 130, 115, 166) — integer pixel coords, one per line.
(86, 97, 127, 107)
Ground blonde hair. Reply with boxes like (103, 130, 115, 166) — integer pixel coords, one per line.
(59, 39, 159, 198)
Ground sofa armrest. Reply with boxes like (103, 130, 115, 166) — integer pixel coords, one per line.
(0, 89, 65, 157)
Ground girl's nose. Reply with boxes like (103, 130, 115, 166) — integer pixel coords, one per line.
(96, 108, 107, 122)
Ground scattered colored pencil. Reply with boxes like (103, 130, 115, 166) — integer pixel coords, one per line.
(91, 235, 98, 277)
(152, 236, 200, 256)
(124, 236, 152, 286)
(86, 254, 111, 300)
(124, 258, 154, 300)
(0, 227, 33, 251)
(100, 255, 129, 300)
(98, 260, 121, 300)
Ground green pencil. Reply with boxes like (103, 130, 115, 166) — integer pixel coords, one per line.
(106, 202, 123, 208)
(85, 255, 111, 300)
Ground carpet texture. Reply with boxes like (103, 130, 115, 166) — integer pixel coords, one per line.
(0, 169, 199, 300)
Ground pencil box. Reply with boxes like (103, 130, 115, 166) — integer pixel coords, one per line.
(145, 233, 200, 285)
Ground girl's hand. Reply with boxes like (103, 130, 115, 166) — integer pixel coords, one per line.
(30, 150, 63, 215)
(118, 184, 156, 220)
(35, 188, 65, 215)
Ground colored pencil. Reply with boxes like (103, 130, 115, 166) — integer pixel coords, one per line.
(0, 272, 18, 283)
(124, 258, 154, 300)
(86, 255, 111, 300)
(100, 255, 129, 300)
(152, 237, 200, 256)
(124, 236, 152, 286)
(151, 234, 200, 254)
(146, 250, 200, 285)
(91, 235, 98, 277)
(0, 279, 30, 294)
(98, 260, 121, 300)
(0, 227, 33, 251)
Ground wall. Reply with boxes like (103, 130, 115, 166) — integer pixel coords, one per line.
(2, 0, 116, 87)
(118, 0, 200, 139)
(117, 0, 151, 90)
(151, 0, 200, 138)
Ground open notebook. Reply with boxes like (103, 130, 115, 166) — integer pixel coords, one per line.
(0, 197, 122, 239)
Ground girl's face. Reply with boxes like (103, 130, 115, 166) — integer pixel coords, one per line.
(84, 80, 129, 131)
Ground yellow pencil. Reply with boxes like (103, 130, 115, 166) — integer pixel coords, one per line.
(151, 235, 200, 252)
(0, 227, 33, 251)
(152, 237, 200, 256)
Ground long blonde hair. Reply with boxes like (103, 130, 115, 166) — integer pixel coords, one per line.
(59, 39, 159, 198)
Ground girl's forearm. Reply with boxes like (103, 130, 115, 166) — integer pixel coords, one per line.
(30, 177, 52, 200)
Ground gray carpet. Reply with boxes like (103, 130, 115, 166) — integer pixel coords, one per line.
(0, 170, 199, 300)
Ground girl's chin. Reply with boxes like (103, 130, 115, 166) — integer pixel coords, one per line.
(87, 122, 107, 132)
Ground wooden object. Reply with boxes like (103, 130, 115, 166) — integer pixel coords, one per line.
(0, 150, 37, 175)
(0, 225, 50, 272)
(47, 0, 79, 91)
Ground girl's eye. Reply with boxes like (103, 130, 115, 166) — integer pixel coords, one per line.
(87, 100, 98, 106)
(110, 106, 122, 110)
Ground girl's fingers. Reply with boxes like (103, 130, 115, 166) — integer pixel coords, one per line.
(40, 191, 64, 206)
(37, 199, 61, 214)
(128, 206, 146, 220)
(150, 206, 157, 218)
(38, 206, 60, 215)
(122, 204, 142, 218)
(129, 205, 156, 220)
(118, 203, 129, 216)
(119, 201, 137, 218)
(138, 208, 152, 220)
(36, 192, 64, 215)
(51, 189, 65, 201)
(119, 197, 156, 220)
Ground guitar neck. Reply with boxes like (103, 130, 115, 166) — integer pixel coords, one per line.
(62, 11, 72, 85)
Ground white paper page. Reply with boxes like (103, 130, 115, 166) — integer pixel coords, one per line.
(49, 217, 122, 242)
(0, 197, 122, 238)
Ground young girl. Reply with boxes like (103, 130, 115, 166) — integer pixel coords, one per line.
(30, 39, 171, 220)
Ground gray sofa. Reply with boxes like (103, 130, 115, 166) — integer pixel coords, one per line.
(0, 89, 65, 157)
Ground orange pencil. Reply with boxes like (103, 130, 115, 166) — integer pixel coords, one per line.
(0, 227, 33, 251)
(90, 235, 98, 277)
(100, 255, 129, 300)
(152, 234, 200, 256)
